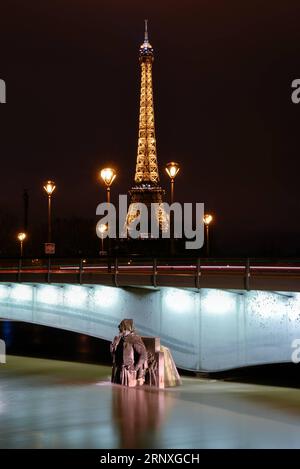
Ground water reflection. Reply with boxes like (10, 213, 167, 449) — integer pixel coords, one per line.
(112, 385, 168, 448)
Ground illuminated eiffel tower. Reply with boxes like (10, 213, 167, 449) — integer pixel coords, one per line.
(127, 20, 167, 236)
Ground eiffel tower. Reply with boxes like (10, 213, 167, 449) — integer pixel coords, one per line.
(127, 21, 168, 236)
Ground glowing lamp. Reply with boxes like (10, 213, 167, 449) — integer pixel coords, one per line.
(203, 214, 213, 226)
(165, 162, 180, 180)
(17, 232, 27, 242)
(100, 168, 116, 187)
(43, 180, 56, 196)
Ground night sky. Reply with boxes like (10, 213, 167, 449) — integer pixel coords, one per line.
(1, 0, 300, 256)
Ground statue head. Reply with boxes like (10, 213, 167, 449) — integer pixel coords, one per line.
(118, 319, 134, 335)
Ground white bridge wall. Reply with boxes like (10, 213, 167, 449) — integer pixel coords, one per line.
(0, 283, 300, 371)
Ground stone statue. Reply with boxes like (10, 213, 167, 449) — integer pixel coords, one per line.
(111, 319, 148, 387)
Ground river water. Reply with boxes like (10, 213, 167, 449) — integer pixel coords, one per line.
(1, 355, 300, 448)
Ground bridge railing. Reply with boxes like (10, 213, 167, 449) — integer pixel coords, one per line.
(1, 257, 300, 289)
(1, 257, 300, 271)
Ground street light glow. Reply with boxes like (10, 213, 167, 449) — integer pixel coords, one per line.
(43, 180, 56, 196)
(17, 232, 27, 242)
(203, 214, 213, 226)
(165, 162, 180, 180)
(99, 224, 108, 234)
(100, 168, 116, 187)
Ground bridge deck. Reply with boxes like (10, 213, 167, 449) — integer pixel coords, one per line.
(1, 258, 300, 291)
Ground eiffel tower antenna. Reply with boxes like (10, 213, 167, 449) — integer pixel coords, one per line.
(144, 19, 148, 42)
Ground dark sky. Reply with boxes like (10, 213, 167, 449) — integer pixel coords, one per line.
(1, 0, 300, 255)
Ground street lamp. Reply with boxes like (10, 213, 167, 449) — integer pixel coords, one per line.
(17, 232, 27, 257)
(99, 169, 116, 258)
(203, 214, 213, 257)
(43, 180, 56, 243)
(98, 223, 108, 255)
(165, 162, 180, 255)
(100, 168, 116, 204)
(165, 162, 180, 205)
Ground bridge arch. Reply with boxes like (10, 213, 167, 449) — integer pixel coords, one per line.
(1, 282, 299, 371)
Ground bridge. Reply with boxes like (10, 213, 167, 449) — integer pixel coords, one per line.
(1, 257, 300, 372)
(1, 257, 300, 290)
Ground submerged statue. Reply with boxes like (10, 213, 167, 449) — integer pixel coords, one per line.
(111, 319, 148, 387)
(111, 319, 182, 388)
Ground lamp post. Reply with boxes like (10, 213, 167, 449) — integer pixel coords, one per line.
(203, 214, 213, 257)
(165, 162, 180, 255)
(43, 180, 56, 243)
(17, 232, 27, 258)
(165, 162, 180, 205)
(98, 223, 108, 255)
(100, 168, 116, 257)
(100, 168, 116, 204)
